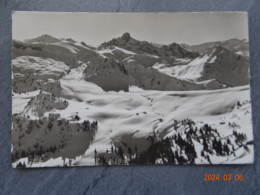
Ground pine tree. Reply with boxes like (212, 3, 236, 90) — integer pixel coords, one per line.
(111, 146, 114, 153)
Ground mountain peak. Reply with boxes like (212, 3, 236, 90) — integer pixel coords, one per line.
(24, 34, 60, 44)
(205, 44, 228, 56)
(121, 32, 131, 42)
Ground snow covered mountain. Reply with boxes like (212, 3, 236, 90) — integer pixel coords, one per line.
(154, 45, 249, 87)
(24, 34, 61, 44)
(12, 33, 250, 92)
(11, 34, 253, 167)
(100, 32, 198, 58)
(181, 38, 249, 57)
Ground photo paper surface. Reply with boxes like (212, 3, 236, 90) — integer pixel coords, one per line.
(11, 12, 253, 168)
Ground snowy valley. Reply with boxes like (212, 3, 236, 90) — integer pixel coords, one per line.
(11, 33, 253, 167)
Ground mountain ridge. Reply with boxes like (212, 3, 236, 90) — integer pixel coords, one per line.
(12, 33, 250, 92)
(181, 38, 249, 57)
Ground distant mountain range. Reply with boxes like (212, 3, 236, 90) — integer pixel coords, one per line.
(181, 38, 249, 57)
(12, 33, 250, 92)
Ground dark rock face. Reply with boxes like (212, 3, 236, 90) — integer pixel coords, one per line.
(121, 32, 131, 42)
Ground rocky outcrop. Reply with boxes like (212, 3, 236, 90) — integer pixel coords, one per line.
(24, 92, 68, 117)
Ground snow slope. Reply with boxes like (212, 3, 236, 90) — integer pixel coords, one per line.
(13, 62, 253, 166)
(153, 53, 209, 81)
(33, 65, 251, 166)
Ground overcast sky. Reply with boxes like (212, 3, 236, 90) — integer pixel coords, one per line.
(12, 12, 248, 46)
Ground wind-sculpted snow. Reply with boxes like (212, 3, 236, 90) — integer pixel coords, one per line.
(57, 73, 253, 166)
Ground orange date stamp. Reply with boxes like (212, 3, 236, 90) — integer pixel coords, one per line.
(204, 174, 244, 181)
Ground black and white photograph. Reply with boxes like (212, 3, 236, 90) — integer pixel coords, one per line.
(11, 12, 253, 168)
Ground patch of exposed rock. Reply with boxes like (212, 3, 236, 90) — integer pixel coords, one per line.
(24, 91, 68, 117)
